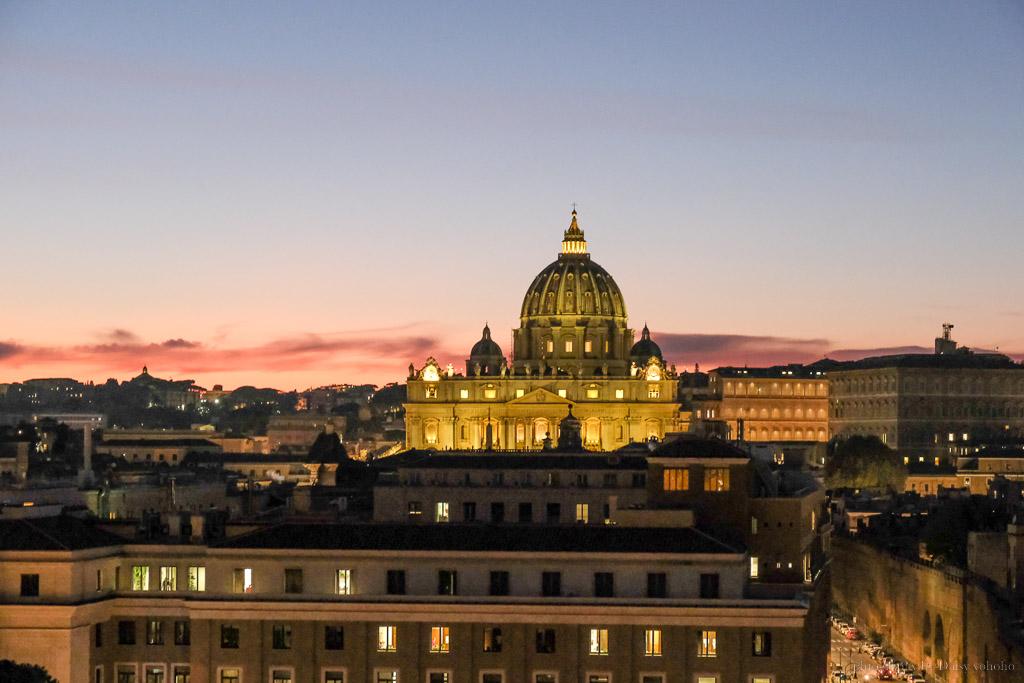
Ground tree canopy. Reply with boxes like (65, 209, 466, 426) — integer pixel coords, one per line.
(824, 435, 908, 492)
(0, 661, 58, 683)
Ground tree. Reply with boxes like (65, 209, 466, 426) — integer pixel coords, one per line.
(0, 660, 58, 683)
(824, 435, 908, 492)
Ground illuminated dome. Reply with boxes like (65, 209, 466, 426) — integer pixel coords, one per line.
(467, 324, 505, 376)
(519, 210, 627, 321)
(511, 210, 635, 376)
(629, 324, 663, 364)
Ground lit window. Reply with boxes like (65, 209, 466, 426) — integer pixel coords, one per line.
(426, 386, 437, 399)
(585, 340, 593, 353)
(703, 468, 730, 492)
(145, 667, 165, 683)
(565, 340, 574, 353)
(576, 503, 589, 523)
(460, 389, 469, 399)
(188, 566, 205, 591)
(378, 626, 397, 651)
(484, 388, 497, 399)
(948, 433, 955, 442)
(429, 674, 449, 683)
(232, 568, 253, 593)
(752, 631, 772, 656)
(648, 385, 660, 399)
(547, 340, 554, 353)
(516, 389, 525, 398)
(483, 626, 503, 652)
(436, 502, 450, 522)
(428, 626, 450, 653)
(220, 669, 240, 683)
(750, 557, 759, 579)
(604, 340, 610, 353)
(904, 456, 909, 464)
(615, 389, 624, 399)
(587, 388, 599, 399)
(751, 517, 758, 535)
(644, 629, 662, 655)
(408, 502, 422, 516)
(698, 630, 717, 657)
(271, 670, 292, 683)
(131, 566, 150, 591)
(337, 569, 352, 595)
(146, 619, 164, 645)
(159, 566, 176, 591)
(558, 389, 567, 398)
(325, 671, 344, 683)
(589, 628, 609, 654)
(377, 672, 397, 683)
(663, 468, 688, 491)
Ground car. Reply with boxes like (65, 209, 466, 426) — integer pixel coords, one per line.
(845, 628, 862, 640)
(878, 667, 895, 680)
(907, 674, 926, 683)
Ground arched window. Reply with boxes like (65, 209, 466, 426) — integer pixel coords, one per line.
(424, 420, 439, 445)
(646, 419, 660, 440)
(583, 291, 593, 313)
(534, 418, 549, 443)
(584, 419, 601, 446)
(516, 423, 525, 443)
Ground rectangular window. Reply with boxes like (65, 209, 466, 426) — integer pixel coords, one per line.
(146, 619, 164, 645)
(516, 389, 525, 398)
(703, 468, 730, 492)
(271, 671, 292, 683)
(95, 623, 103, 647)
(220, 669, 240, 683)
(387, 570, 406, 595)
(565, 340, 573, 352)
(699, 573, 720, 599)
(547, 340, 554, 353)
(484, 389, 497, 399)
(536, 628, 556, 653)
(378, 625, 397, 651)
(438, 570, 458, 595)
(463, 502, 477, 521)
(662, 468, 688, 491)
(460, 389, 469, 399)
(408, 501, 422, 516)
(429, 674, 448, 683)
(648, 385, 660, 399)
(430, 626, 450, 653)
(642, 677, 663, 683)
(751, 516, 758, 535)
(20, 573, 39, 597)
(542, 571, 561, 597)
(220, 624, 239, 649)
(647, 572, 667, 598)
(588, 676, 608, 683)
(536, 676, 556, 683)
(490, 571, 510, 596)
(174, 620, 190, 646)
(132, 566, 150, 591)
(232, 567, 253, 593)
(698, 630, 717, 657)
(96, 568, 102, 592)
(376, 672, 397, 683)
(325, 625, 345, 650)
(750, 556, 759, 579)
(546, 502, 560, 523)
(118, 620, 136, 645)
(589, 628, 609, 654)
(587, 388, 599, 399)
(160, 566, 176, 591)
(752, 631, 772, 657)
(144, 666, 165, 683)
(435, 502, 450, 522)
(285, 568, 303, 594)
(645, 628, 662, 655)
(519, 502, 533, 522)
(594, 572, 614, 597)
(173, 666, 190, 683)
(491, 502, 505, 522)
(615, 389, 624, 399)
(557, 389, 567, 398)
(273, 624, 292, 649)
(576, 503, 589, 523)
(336, 569, 352, 595)
(482, 674, 503, 683)
(585, 339, 593, 353)
(325, 671, 344, 683)
(483, 627, 503, 652)
(118, 667, 137, 683)
(187, 566, 205, 591)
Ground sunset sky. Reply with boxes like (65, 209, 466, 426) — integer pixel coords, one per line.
(2, 1, 1023, 390)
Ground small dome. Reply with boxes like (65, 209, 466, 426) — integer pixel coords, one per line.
(470, 324, 503, 359)
(630, 325, 663, 363)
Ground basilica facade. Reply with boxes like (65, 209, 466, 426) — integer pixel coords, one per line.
(405, 211, 685, 451)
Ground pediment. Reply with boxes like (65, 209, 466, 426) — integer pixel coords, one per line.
(506, 387, 574, 405)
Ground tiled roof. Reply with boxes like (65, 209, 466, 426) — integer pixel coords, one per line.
(100, 438, 220, 448)
(0, 516, 124, 551)
(213, 522, 743, 555)
(650, 438, 750, 460)
(399, 453, 647, 471)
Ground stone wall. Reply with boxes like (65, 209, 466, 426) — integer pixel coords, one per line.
(833, 537, 1024, 682)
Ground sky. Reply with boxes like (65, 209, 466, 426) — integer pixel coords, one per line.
(2, 1, 1023, 390)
